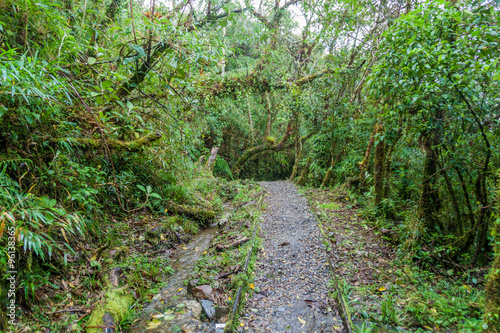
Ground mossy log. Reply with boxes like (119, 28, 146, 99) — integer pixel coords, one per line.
(52, 132, 162, 151)
(168, 202, 215, 225)
(86, 267, 134, 333)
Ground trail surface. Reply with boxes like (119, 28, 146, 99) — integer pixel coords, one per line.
(240, 181, 342, 332)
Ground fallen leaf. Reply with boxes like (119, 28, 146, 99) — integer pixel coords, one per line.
(147, 319, 162, 329)
(164, 314, 175, 321)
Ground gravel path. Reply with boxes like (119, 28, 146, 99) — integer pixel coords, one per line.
(239, 181, 342, 333)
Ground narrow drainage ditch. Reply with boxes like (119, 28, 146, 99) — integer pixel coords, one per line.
(132, 224, 219, 332)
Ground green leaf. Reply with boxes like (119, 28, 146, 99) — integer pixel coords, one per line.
(130, 44, 146, 57)
(101, 80, 112, 90)
(177, 68, 186, 79)
(88, 57, 97, 65)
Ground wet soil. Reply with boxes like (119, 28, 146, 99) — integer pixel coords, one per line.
(239, 181, 342, 333)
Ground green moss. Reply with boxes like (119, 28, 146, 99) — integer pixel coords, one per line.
(86, 287, 134, 333)
(318, 202, 341, 210)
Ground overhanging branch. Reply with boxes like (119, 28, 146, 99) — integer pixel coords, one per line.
(53, 133, 162, 151)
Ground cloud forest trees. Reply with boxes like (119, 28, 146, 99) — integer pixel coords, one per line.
(1, 0, 500, 330)
(368, 2, 499, 261)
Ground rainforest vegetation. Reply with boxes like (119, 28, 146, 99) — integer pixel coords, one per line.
(0, 0, 499, 331)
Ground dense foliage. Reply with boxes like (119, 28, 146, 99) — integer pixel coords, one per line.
(0, 0, 499, 331)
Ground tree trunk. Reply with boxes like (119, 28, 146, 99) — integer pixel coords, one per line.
(204, 146, 219, 172)
(296, 157, 311, 186)
(383, 126, 402, 199)
(321, 145, 345, 189)
(289, 143, 303, 181)
(419, 137, 440, 229)
(289, 109, 302, 181)
(232, 125, 314, 176)
(358, 123, 379, 185)
(483, 175, 500, 331)
(438, 161, 463, 235)
(373, 127, 386, 207)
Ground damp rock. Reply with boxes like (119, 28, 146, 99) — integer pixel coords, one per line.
(191, 285, 214, 302)
(200, 299, 216, 320)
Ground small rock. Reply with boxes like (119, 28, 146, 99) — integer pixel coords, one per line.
(215, 306, 229, 323)
(218, 217, 229, 226)
(187, 279, 199, 295)
(200, 299, 216, 320)
(185, 300, 202, 319)
(191, 285, 214, 301)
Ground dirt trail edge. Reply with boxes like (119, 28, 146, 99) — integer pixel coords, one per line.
(240, 181, 343, 333)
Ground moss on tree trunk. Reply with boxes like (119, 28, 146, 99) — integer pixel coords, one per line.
(296, 157, 311, 186)
(483, 176, 500, 331)
(373, 126, 386, 207)
(419, 139, 440, 229)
